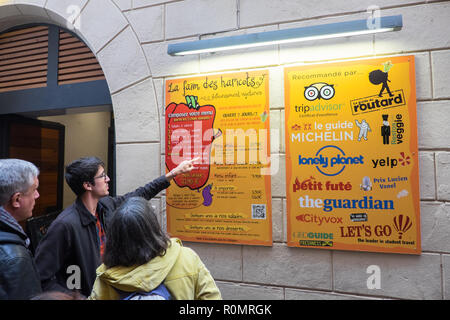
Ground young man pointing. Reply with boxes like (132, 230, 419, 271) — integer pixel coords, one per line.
(34, 156, 196, 297)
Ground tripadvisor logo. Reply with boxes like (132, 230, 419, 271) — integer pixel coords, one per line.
(350, 61, 406, 116)
(304, 82, 335, 101)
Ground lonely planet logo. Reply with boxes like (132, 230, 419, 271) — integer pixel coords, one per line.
(298, 145, 364, 176)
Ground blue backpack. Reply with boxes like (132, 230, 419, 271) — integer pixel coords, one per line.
(118, 283, 172, 300)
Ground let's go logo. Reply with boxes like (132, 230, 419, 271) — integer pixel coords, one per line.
(298, 145, 364, 176)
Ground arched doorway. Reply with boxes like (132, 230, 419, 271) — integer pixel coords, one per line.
(0, 23, 114, 249)
(0, 1, 163, 248)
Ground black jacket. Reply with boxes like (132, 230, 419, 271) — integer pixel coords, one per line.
(0, 208, 42, 300)
(34, 175, 170, 297)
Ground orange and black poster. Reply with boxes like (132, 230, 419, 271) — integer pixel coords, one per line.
(165, 70, 272, 246)
(285, 55, 421, 254)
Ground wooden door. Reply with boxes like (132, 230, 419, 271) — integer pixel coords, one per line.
(0, 115, 64, 219)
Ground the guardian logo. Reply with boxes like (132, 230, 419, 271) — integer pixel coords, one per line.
(298, 145, 364, 176)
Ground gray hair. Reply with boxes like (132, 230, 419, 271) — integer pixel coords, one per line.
(0, 159, 40, 206)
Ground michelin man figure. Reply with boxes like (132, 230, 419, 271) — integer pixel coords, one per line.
(355, 119, 371, 141)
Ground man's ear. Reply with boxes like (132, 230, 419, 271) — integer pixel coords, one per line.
(83, 181, 93, 192)
(10, 192, 21, 208)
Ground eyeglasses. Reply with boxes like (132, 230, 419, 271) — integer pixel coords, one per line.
(94, 172, 108, 180)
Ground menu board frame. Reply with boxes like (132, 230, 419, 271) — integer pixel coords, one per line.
(284, 55, 421, 254)
(165, 70, 272, 246)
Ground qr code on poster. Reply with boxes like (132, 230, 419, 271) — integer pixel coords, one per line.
(251, 204, 266, 219)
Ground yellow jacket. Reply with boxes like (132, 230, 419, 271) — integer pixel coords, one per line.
(88, 238, 221, 300)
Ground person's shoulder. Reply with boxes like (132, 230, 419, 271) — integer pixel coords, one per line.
(0, 239, 30, 262)
(177, 242, 202, 262)
(54, 203, 78, 222)
(46, 204, 80, 233)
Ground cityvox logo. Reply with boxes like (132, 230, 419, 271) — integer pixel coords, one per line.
(296, 213, 343, 226)
(298, 145, 364, 176)
(304, 82, 335, 101)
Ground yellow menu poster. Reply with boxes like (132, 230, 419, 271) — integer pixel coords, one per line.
(165, 70, 272, 246)
(285, 56, 420, 254)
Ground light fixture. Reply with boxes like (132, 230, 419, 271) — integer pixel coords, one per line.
(168, 15, 402, 56)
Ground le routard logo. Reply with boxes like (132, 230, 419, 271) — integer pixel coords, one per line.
(350, 61, 406, 116)
(304, 82, 335, 101)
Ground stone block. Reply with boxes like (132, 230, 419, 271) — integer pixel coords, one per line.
(45, 0, 87, 27)
(97, 26, 150, 93)
(153, 78, 164, 109)
(142, 39, 199, 77)
(133, 0, 174, 8)
(112, 0, 131, 11)
(217, 282, 284, 300)
(333, 251, 442, 299)
(160, 195, 167, 232)
(419, 152, 435, 200)
(418, 101, 450, 148)
(269, 110, 280, 154)
(436, 152, 450, 201)
(115, 142, 161, 195)
(125, 5, 163, 43)
(271, 154, 285, 197)
(14, 0, 48, 17)
(199, 26, 278, 73)
(269, 67, 284, 110)
(279, 14, 373, 64)
(165, 0, 237, 39)
(414, 52, 432, 100)
(417, 101, 450, 149)
(285, 288, 376, 300)
(75, 0, 128, 53)
(443, 254, 450, 299)
(421, 202, 450, 253)
(375, 3, 450, 54)
(240, 0, 423, 28)
(112, 77, 160, 143)
(432, 50, 450, 99)
(243, 244, 332, 289)
(272, 198, 283, 242)
(184, 241, 243, 281)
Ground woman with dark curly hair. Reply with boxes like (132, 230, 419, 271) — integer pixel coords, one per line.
(89, 196, 221, 300)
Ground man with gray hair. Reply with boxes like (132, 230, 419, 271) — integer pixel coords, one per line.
(0, 159, 42, 299)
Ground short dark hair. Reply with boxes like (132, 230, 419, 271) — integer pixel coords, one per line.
(65, 157, 105, 196)
(103, 197, 170, 268)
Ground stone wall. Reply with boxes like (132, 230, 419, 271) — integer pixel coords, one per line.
(1, 0, 450, 299)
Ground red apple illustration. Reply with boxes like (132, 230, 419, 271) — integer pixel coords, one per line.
(166, 96, 221, 190)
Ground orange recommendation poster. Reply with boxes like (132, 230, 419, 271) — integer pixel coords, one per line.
(165, 70, 272, 246)
(285, 56, 420, 254)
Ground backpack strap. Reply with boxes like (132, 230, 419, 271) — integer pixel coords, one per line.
(117, 283, 172, 300)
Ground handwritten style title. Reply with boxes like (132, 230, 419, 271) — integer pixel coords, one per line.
(168, 72, 266, 96)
